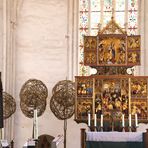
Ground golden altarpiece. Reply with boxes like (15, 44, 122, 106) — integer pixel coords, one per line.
(75, 18, 148, 131)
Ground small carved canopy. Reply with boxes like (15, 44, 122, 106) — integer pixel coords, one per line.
(84, 17, 141, 68)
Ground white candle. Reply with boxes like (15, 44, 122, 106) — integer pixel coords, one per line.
(1, 128, 4, 139)
(33, 109, 38, 139)
(94, 114, 97, 127)
(135, 114, 138, 127)
(101, 114, 103, 127)
(88, 112, 91, 127)
(129, 114, 131, 127)
(122, 114, 125, 127)
(36, 109, 38, 139)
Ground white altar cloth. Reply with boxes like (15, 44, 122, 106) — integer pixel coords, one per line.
(86, 132, 143, 142)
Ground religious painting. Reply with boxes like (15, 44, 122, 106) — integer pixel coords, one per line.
(98, 35, 126, 65)
(84, 51, 97, 65)
(131, 99, 148, 120)
(76, 77, 93, 97)
(127, 36, 141, 50)
(84, 36, 97, 50)
(100, 78, 129, 118)
(127, 51, 140, 65)
(101, 79, 122, 114)
(76, 98, 93, 120)
(127, 36, 141, 65)
(95, 79, 103, 117)
(131, 78, 147, 98)
(95, 95, 102, 118)
(120, 79, 129, 116)
(84, 36, 97, 65)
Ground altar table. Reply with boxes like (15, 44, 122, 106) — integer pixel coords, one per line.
(80, 128, 148, 148)
(86, 131, 143, 148)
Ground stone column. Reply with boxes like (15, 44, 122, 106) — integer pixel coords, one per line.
(66, 0, 79, 80)
(2, 0, 18, 143)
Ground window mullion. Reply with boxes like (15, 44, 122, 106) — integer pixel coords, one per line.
(125, 0, 128, 33)
(100, 0, 104, 27)
(113, 0, 116, 18)
(88, 0, 91, 35)
(137, 0, 140, 34)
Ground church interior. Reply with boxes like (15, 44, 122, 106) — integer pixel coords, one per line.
(0, 0, 148, 148)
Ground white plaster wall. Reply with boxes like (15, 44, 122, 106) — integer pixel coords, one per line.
(0, 0, 3, 71)
(15, 0, 86, 148)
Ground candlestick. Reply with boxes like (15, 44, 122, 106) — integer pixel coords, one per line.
(101, 114, 103, 127)
(88, 112, 91, 127)
(122, 114, 125, 127)
(129, 114, 131, 127)
(135, 113, 138, 127)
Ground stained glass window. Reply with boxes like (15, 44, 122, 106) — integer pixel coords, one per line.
(79, 0, 139, 76)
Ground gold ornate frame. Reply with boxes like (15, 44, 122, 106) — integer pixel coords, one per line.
(75, 76, 148, 123)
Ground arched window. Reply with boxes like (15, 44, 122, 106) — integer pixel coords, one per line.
(79, 0, 140, 75)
